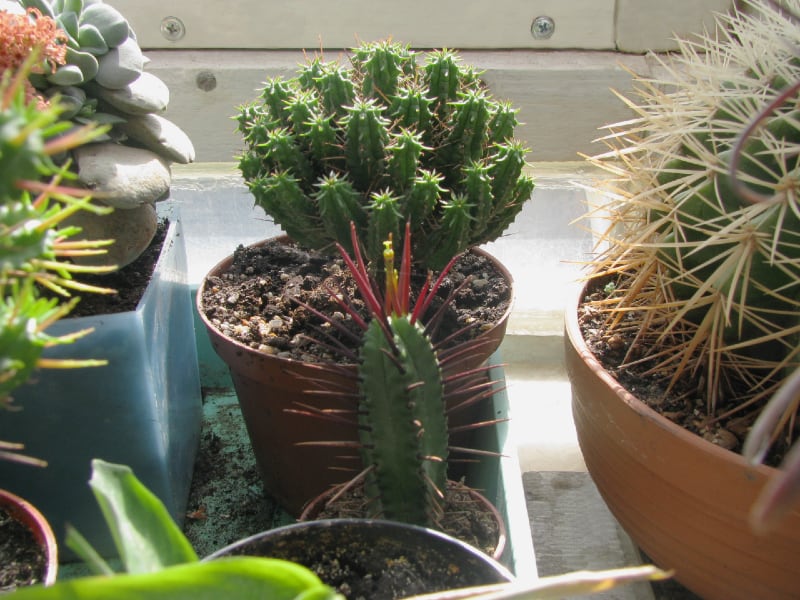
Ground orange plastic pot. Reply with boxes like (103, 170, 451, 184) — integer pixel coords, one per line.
(564, 282, 800, 600)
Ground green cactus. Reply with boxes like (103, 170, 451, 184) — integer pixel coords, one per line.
(237, 40, 534, 270)
(301, 224, 503, 528)
(0, 53, 112, 414)
(358, 313, 449, 525)
(583, 0, 800, 451)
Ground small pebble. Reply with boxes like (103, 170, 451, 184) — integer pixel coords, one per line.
(606, 334, 625, 351)
(704, 428, 739, 450)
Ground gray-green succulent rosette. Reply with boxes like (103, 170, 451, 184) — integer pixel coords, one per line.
(6, 0, 196, 268)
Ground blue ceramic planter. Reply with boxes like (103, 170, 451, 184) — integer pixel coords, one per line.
(0, 210, 202, 558)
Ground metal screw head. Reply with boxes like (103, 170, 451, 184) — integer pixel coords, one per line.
(531, 15, 555, 40)
(161, 16, 185, 42)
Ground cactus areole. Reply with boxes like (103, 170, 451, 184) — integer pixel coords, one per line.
(236, 40, 534, 271)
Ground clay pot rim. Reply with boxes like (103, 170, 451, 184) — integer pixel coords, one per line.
(196, 235, 514, 367)
(566, 279, 778, 474)
(0, 488, 58, 586)
(298, 479, 508, 562)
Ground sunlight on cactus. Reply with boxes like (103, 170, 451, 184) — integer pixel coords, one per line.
(583, 0, 800, 453)
(236, 40, 534, 271)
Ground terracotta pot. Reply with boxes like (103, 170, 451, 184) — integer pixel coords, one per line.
(197, 237, 513, 516)
(564, 282, 800, 600)
(299, 479, 508, 561)
(0, 489, 58, 587)
(205, 518, 513, 599)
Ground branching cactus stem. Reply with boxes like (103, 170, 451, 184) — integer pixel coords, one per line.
(237, 40, 534, 270)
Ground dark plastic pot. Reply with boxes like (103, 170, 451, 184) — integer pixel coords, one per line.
(0, 212, 203, 558)
(0, 489, 58, 587)
(196, 236, 513, 516)
(206, 518, 513, 599)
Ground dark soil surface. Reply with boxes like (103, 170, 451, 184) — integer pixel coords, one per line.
(56, 220, 168, 316)
(577, 278, 787, 464)
(199, 238, 511, 364)
(207, 508, 508, 600)
(254, 524, 506, 600)
(306, 480, 502, 558)
(0, 506, 47, 591)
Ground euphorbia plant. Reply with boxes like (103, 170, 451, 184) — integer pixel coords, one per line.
(236, 40, 534, 270)
(297, 222, 504, 528)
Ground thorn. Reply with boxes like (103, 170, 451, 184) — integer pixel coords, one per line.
(448, 445, 507, 459)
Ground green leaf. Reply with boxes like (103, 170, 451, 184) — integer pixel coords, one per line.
(88, 459, 198, 574)
(63, 0, 83, 15)
(64, 525, 115, 576)
(56, 11, 80, 41)
(85, 111, 127, 125)
(9, 557, 343, 600)
(65, 47, 99, 80)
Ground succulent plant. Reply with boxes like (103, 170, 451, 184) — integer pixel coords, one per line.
(236, 40, 534, 271)
(298, 224, 503, 528)
(0, 48, 112, 463)
(583, 0, 800, 457)
(17, 0, 141, 125)
(3, 0, 196, 269)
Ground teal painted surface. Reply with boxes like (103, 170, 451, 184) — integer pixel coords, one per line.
(0, 210, 203, 559)
(191, 285, 232, 389)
